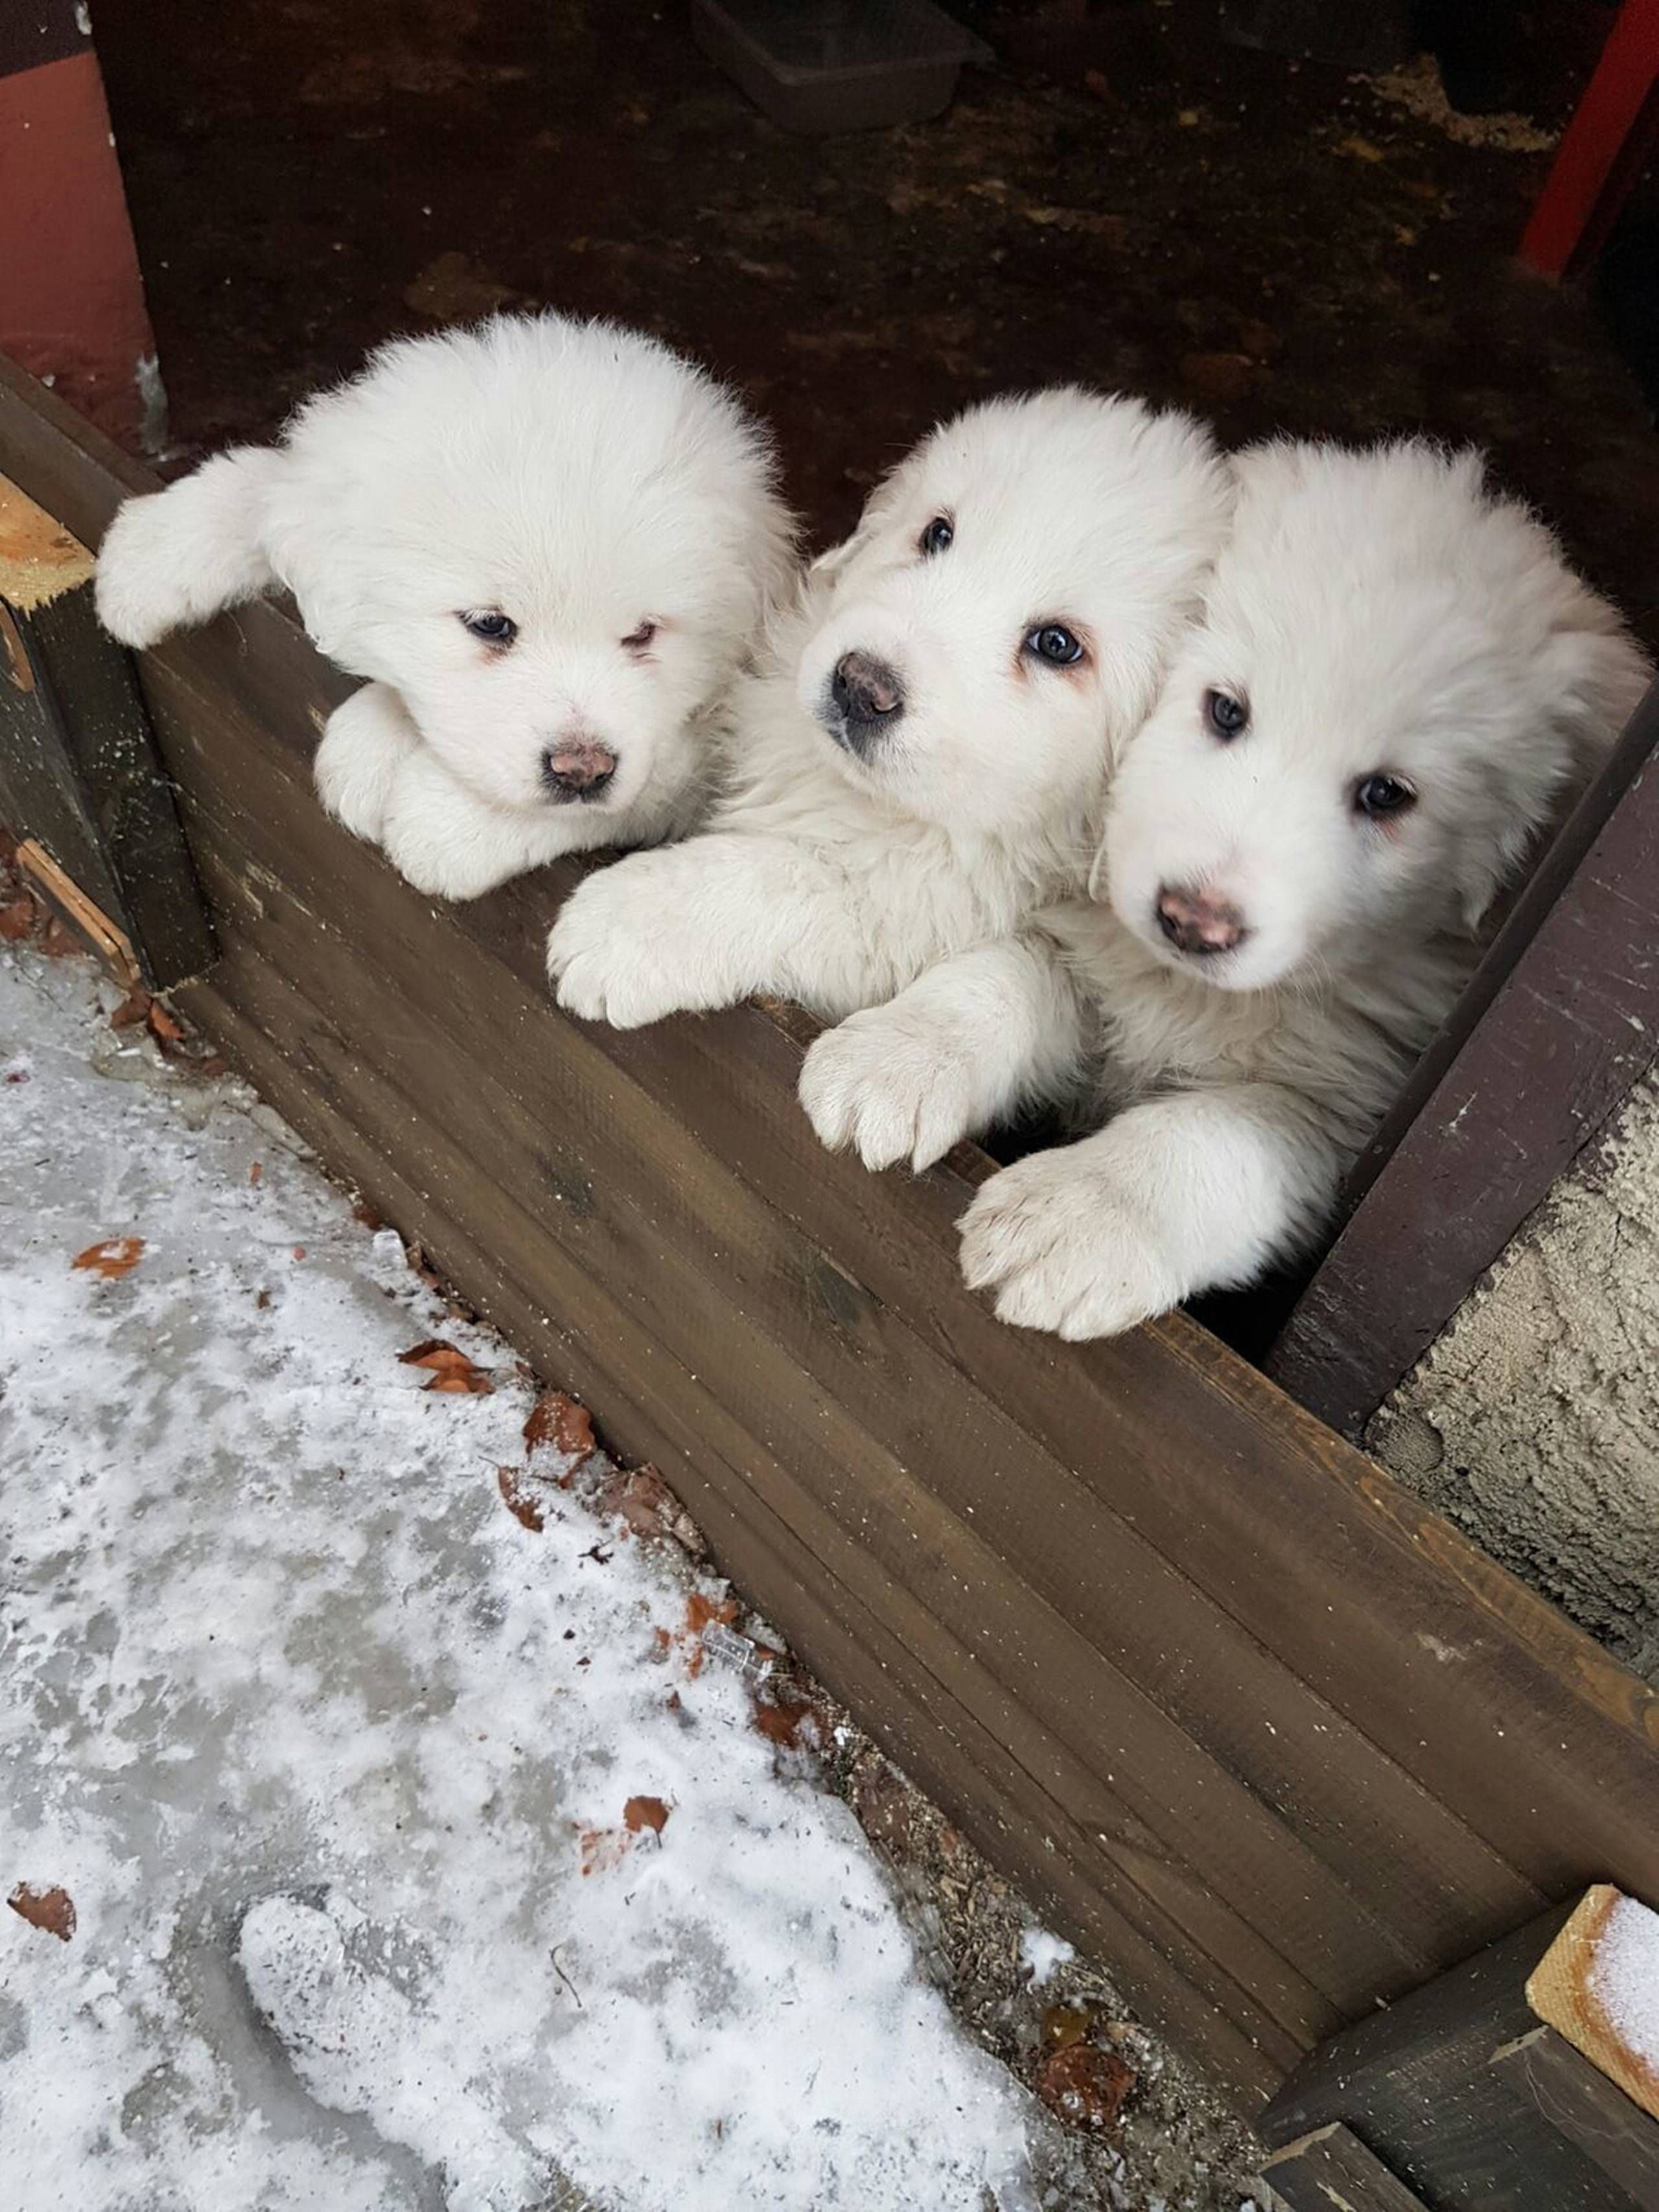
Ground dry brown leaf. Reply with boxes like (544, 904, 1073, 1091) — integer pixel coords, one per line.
(8, 1882, 75, 1941)
(248, 1160, 263, 1187)
(1035, 2043, 1135, 2134)
(623, 1795, 671, 1837)
(110, 987, 152, 1029)
(72, 1236, 144, 1279)
(496, 1465, 546, 1531)
(399, 1337, 494, 1394)
(0, 892, 40, 942)
(524, 1390, 595, 1462)
(146, 999, 187, 1046)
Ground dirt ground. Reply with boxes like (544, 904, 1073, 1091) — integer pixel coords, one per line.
(95, 0, 1656, 640)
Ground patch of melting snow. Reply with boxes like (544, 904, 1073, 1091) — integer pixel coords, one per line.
(1592, 1892, 1659, 2073)
(0, 948, 1039, 2211)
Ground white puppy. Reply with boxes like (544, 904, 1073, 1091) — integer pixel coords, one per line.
(547, 389, 1231, 1168)
(960, 438, 1652, 1338)
(95, 314, 794, 899)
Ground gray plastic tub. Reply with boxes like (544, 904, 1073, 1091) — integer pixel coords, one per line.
(691, 0, 992, 135)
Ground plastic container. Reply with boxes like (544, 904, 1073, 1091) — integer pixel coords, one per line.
(691, 0, 992, 135)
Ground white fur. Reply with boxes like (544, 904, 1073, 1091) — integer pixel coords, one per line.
(961, 438, 1653, 1337)
(95, 314, 795, 898)
(548, 389, 1231, 1166)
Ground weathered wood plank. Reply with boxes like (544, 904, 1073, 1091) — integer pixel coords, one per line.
(1259, 2123, 1430, 2212)
(1258, 1906, 1628, 2210)
(1268, 677, 1659, 1433)
(1491, 2028, 1659, 2207)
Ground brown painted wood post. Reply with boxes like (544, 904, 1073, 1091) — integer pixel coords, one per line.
(1267, 676, 1659, 1434)
(0, 3, 159, 448)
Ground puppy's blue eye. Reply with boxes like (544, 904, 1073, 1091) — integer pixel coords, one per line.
(1025, 623, 1084, 667)
(918, 515, 954, 558)
(460, 609, 516, 645)
(1355, 772, 1417, 819)
(1203, 688, 1247, 739)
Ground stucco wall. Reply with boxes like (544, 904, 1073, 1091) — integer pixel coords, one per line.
(1369, 1068, 1659, 1687)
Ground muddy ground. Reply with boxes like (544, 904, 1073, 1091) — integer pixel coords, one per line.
(96, 0, 1655, 638)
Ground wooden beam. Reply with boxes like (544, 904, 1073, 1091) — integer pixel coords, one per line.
(1492, 2027, 1659, 2207)
(1259, 2123, 1429, 2212)
(1267, 675, 1659, 1434)
(0, 469, 213, 988)
(1527, 1886, 1659, 2125)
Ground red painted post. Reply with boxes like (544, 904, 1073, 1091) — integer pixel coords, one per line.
(0, 3, 161, 447)
(1518, 0, 1659, 281)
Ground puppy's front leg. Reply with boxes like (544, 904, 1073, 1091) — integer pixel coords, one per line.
(798, 934, 1086, 1172)
(548, 834, 857, 1029)
(314, 682, 422, 845)
(378, 748, 572, 901)
(959, 1084, 1340, 1339)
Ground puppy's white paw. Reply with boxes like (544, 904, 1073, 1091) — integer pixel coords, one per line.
(958, 1147, 1183, 1340)
(379, 750, 524, 901)
(547, 855, 726, 1028)
(799, 1005, 980, 1171)
(95, 496, 205, 649)
(313, 685, 419, 844)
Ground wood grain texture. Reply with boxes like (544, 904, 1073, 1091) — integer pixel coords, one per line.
(1259, 2123, 1430, 2212)
(1527, 1887, 1659, 2126)
(1269, 676, 1659, 1434)
(9, 346, 1659, 2126)
(1492, 2027, 1659, 2207)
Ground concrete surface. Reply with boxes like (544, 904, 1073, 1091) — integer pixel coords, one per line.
(1371, 1070, 1659, 1688)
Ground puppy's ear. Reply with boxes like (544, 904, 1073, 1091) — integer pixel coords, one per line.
(259, 492, 367, 666)
(1457, 608, 1654, 932)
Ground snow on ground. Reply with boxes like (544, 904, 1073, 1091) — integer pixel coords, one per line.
(0, 945, 1047, 2211)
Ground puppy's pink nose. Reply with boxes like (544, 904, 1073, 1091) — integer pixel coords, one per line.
(542, 739, 617, 798)
(1156, 883, 1246, 958)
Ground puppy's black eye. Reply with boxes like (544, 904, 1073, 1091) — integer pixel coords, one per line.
(1354, 773, 1418, 820)
(918, 515, 954, 559)
(1203, 688, 1247, 740)
(460, 609, 516, 645)
(1025, 623, 1085, 667)
(622, 619, 658, 651)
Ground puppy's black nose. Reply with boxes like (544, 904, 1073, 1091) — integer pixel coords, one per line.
(1156, 883, 1246, 957)
(830, 651, 905, 745)
(542, 738, 617, 801)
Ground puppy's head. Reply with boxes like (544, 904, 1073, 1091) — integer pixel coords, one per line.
(264, 314, 792, 817)
(1102, 439, 1652, 993)
(793, 391, 1229, 843)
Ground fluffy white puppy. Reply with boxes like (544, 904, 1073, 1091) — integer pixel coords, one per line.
(960, 437, 1653, 1338)
(547, 389, 1231, 1166)
(95, 314, 794, 899)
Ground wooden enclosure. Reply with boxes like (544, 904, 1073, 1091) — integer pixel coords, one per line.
(5, 352, 1659, 2143)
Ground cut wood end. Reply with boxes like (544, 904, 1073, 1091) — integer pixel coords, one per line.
(1526, 1882, 1659, 2124)
(0, 476, 95, 610)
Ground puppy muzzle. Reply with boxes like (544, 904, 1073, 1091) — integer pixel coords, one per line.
(542, 739, 618, 803)
(818, 649, 905, 761)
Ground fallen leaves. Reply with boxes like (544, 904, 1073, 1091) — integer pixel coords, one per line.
(496, 1464, 546, 1532)
(8, 1882, 75, 1941)
(1035, 2041, 1135, 2135)
(595, 1463, 708, 1560)
(580, 1794, 673, 1875)
(72, 1235, 144, 1278)
(399, 1338, 494, 1394)
(0, 892, 38, 942)
(524, 1389, 594, 1463)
